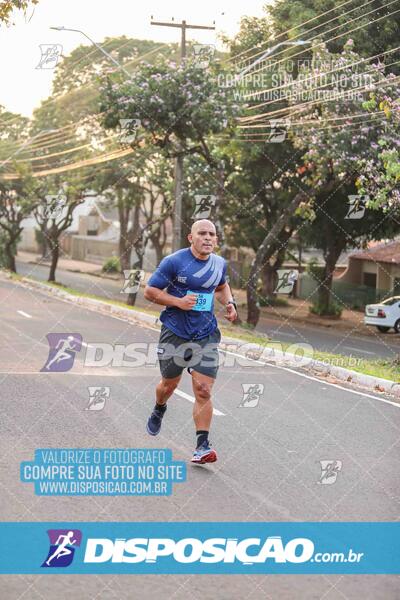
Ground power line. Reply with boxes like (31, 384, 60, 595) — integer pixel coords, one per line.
(233, 0, 376, 68)
(240, 52, 400, 125)
(229, 0, 357, 64)
(238, 1, 400, 88)
(240, 73, 400, 127)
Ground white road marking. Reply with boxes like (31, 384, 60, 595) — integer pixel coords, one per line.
(17, 310, 32, 319)
(343, 346, 375, 355)
(220, 349, 400, 408)
(174, 389, 225, 416)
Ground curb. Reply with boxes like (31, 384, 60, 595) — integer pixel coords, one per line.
(6, 272, 400, 401)
(21, 259, 122, 281)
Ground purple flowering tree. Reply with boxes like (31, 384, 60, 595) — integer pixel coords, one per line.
(286, 40, 400, 314)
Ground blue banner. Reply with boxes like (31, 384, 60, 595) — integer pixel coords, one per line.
(0, 522, 398, 574)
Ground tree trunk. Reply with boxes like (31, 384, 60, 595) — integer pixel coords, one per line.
(246, 192, 307, 327)
(118, 202, 130, 272)
(41, 235, 49, 260)
(126, 251, 144, 307)
(318, 243, 344, 313)
(151, 235, 164, 265)
(261, 262, 277, 299)
(48, 241, 59, 282)
(4, 240, 16, 273)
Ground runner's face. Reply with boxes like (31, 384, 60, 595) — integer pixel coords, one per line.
(190, 225, 217, 256)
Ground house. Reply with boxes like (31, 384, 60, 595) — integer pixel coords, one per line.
(69, 200, 120, 264)
(18, 195, 99, 255)
(339, 240, 400, 295)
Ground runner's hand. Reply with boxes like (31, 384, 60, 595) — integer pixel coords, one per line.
(177, 294, 197, 310)
(224, 303, 237, 322)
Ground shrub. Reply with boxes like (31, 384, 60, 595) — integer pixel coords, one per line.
(102, 256, 121, 273)
(309, 301, 342, 317)
(258, 295, 289, 307)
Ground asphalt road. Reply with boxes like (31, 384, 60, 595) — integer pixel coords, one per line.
(1, 277, 399, 599)
(16, 259, 400, 361)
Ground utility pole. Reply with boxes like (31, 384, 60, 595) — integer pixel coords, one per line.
(150, 18, 215, 251)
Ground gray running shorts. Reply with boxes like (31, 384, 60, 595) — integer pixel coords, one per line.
(156, 324, 221, 380)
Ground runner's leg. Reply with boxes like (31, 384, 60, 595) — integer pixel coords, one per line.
(191, 371, 214, 432)
(156, 375, 181, 406)
(147, 375, 181, 436)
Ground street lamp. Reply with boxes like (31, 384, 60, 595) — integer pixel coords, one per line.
(50, 26, 132, 78)
(236, 40, 311, 82)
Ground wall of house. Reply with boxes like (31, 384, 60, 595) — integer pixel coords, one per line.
(337, 258, 362, 284)
(71, 236, 118, 264)
(377, 263, 391, 290)
(18, 228, 39, 253)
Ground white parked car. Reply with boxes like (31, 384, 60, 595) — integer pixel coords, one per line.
(364, 296, 400, 333)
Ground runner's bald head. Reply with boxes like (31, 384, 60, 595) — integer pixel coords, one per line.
(191, 219, 216, 235)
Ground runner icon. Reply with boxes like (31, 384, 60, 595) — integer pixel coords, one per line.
(44, 335, 77, 371)
(45, 531, 77, 566)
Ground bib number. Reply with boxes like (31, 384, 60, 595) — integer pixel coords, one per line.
(186, 290, 214, 311)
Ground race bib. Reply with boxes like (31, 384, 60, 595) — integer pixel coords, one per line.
(186, 290, 214, 311)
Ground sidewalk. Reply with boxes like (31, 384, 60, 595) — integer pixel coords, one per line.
(17, 250, 370, 336)
(17, 251, 121, 280)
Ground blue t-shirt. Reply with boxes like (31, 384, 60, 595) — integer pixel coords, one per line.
(147, 247, 227, 340)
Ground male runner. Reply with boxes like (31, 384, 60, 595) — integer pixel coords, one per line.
(144, 219, 237, 464)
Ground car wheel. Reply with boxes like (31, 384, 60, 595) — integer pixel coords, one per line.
(377, 326, 391, 333)
(394, 320, 400, 334)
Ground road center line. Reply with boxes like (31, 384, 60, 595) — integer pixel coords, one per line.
(174, 389, 225, 416)
(17, 310, 32, 319)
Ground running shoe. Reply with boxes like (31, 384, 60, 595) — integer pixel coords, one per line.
(146, 407, 166, 436)
(191, 441, 217, 464)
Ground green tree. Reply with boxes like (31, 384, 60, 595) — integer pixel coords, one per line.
(268, 0, 400, 74)
(33, 175, 87, 281)
(100, 56, 239, 167)
(0, 164, 37, 272)
(0, 0, 38, 26)
(288, 41, 400, 313)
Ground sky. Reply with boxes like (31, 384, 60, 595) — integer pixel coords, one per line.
(0, 0, 270, 117)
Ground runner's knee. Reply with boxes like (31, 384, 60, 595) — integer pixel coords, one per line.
(193, 381, 211, 402)
(159, 378, 179, 395)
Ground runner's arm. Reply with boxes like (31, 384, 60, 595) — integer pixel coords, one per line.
(144, 286, 181, 307)
(215, 282, 234, 305)
(144, 286, 196, 310)
(215, 282, 238, 321)
(145, 255, 196, 310)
